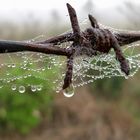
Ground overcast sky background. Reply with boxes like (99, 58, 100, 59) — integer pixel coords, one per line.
(0, 0, 140, 25)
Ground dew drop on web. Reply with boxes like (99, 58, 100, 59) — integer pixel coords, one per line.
(18, 86, 26, 93)
(31, 85, 37, 92)
(11, 84, 16, 91)
(0, 22, 140, 94)
(36, 85, 42, 91)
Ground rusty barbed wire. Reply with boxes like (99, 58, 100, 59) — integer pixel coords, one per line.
(0, 3, 140, 90)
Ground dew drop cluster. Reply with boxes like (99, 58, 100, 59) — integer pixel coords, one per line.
(11, 84, 43, 93)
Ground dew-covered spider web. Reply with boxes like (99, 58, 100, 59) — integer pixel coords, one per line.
(0, 19, 140, 97)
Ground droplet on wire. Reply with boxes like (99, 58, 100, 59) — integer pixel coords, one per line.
(62, 84, 75, 98)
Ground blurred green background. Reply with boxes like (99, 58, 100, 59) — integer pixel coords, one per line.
(0, 1, 140, 140)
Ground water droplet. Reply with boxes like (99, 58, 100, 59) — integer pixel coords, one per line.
(11, 85, 16, 91)
(19, 86, 25, 93)
(31, 85, 37, 92)
(24, 60, 27, 63)
(6, 73, 10, 76)
(42, 68, 45, 71)
(11, 64, 16, 68)
(7, 64, 11, 68)
(62, 85, 75, 98)
(7, 80, 10, 83)
(28, 74, 32, 77)
(29, 62, 33, 65)
(36, 85, 42, 91)
(56, 90, 60, 93)
(48, 65, 51, 69)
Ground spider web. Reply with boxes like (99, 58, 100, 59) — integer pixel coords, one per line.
(0, 20, 140, 96)
(54, 20, 140, 94)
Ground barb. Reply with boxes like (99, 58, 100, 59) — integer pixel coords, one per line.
(37, 32, 74, 44)
(66, 3, 81, 42)
(88, 14, 99, 28)
(0, 40, 69, 56)
(0, 3, 140, 91)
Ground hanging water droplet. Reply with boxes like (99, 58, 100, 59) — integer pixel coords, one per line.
(28, 74, 32, 77)
(132, 65, 136, 68)
(29, 62, 33, 65)
(125, 76, 129, 79)
(36, 85, 42, 91)
(6, 73, 10, 76)
(7, 80, 10, 83)
(19, 86, 25, 93)
(42, 68, 45, 71)
(56, 90, 60, 93)
(7, 64, 11, 68)
(48, 64, 51, 69)
(24, 60, 27, 63)
(62, 85, 75, 98)
(11, 64, 16, 68)
(31, 85, 37, 92)
(11, 84, 16, 91)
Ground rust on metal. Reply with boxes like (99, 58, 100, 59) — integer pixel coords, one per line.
(0, 3, 140, 90)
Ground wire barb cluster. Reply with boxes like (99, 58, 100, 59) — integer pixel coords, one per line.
(0, 3, 140, 91)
